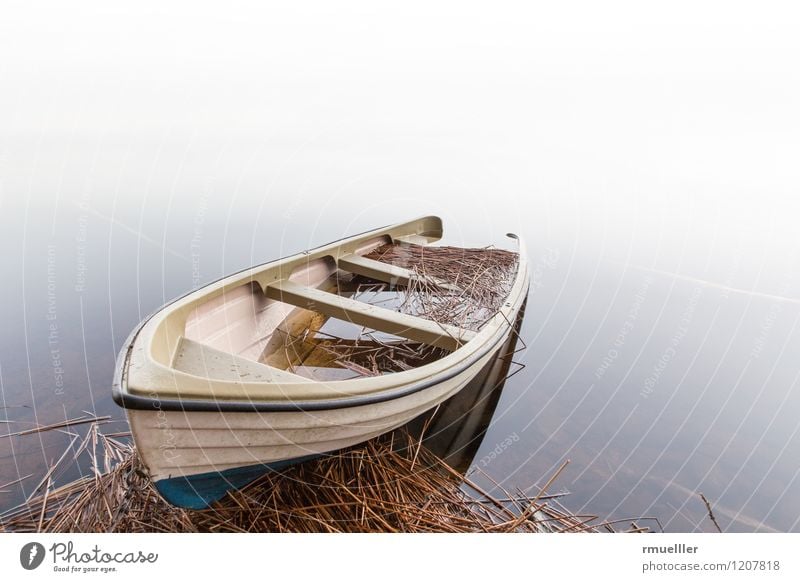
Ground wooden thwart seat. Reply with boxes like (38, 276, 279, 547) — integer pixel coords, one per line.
(265, 280, 474, 351)
(337, 254, 460, 291)
(337, 255, 416, 287)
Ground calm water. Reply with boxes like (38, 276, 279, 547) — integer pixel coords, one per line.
(1, 139, 798, 532)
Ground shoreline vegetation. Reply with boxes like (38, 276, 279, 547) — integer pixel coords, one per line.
(0, 418, 660, 533)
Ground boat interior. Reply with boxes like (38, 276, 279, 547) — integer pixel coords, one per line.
(171, 235, 518, 382)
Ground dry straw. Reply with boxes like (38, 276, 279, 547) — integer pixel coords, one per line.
(0, 425, 654, 533)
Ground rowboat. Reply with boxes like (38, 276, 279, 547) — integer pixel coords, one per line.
(113, 216, 529, 509)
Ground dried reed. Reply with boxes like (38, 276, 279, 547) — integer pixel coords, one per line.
(0, 425, 648, 533)
(363, 243, 519, 332)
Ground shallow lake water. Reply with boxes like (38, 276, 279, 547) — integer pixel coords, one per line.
(1, 138, 798, 533)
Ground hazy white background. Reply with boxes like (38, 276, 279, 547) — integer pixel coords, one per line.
(3, 0, 799, 264)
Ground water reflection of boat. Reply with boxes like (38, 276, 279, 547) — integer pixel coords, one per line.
(405, 303, 524, 473)
(113, 216, 529, 509)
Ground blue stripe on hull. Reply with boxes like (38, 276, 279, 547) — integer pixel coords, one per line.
(154, 454, 319, 509)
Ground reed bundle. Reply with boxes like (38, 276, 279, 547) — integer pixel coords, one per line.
(269, 243, 519, 379)
(364, 243, 518, 331)
(0, 425, 648, 533)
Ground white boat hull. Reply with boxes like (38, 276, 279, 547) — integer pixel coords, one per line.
(129, 327, 508, 479)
